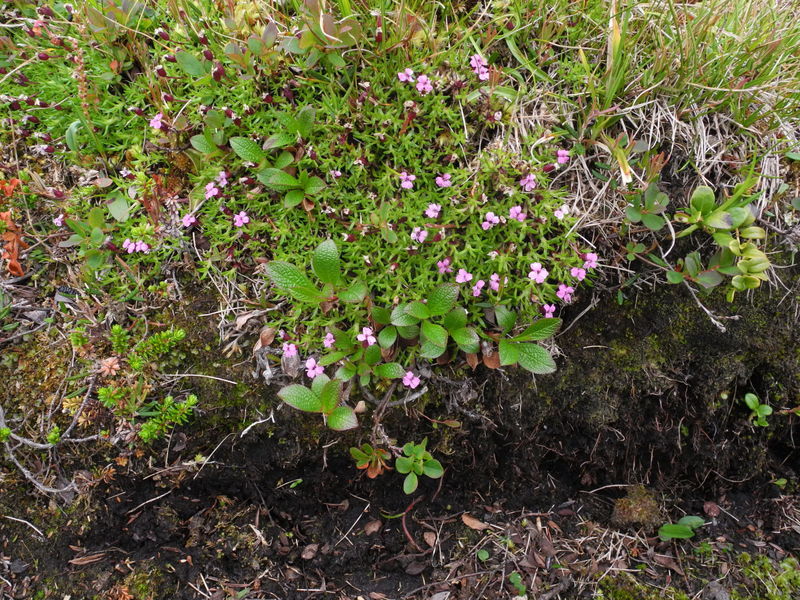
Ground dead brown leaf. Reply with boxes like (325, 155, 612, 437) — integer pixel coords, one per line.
(652, 553, 684, 576)
(364, 520, 382, 535)
(301, 544, 319, 560)
(424, 531, 437, 547)
(461, 513, 490, 531)
(68, 552, 107, 565)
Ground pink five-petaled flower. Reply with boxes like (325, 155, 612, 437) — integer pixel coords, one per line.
(435, 173, 452, 188)
(509, 205, 526, 223)
(471, 280, 485, 297)
(149, 112, 164, 130)
(425, 203, 442, 218)
(282, 342, 298, 357)
(233, 211, 250, 227)
(135, 241, 150, 253)
(556, 284, 574, 303)
(571, 267, 587, 281)
(403, 371, 421, 389)
(455, 269, 473, 283)
(528, 262, 548, 284)
(469, 54, 490, 81)
(182, 214, 197, 228)
(437, 257, 453, 274)
(323, 332, 335, 348)
(554, 204, 570, 220)
(53, 213, 65, 227)
(397, 68, 415, 83)
(481, 211, 500, 230)
(216, 170, 229, 187)
(399, 171, 416, 189)
(416, 74, 433, 95)
(305, 357, 324, 379)
(543, 304, 556, 318)
(122, 239, 134, 253)
(329, 169, 342, 179)
(489, 273, 507, 292)
(357, 326, 377, 346)
(519, 173, 536, 192)
(204, 181, 220, 199)
(583, 252, 599, 270)
(410, 227, 428, 244)
(556, 149, 570, 164)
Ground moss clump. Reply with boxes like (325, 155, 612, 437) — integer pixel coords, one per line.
(122, 566, 165, 600)
(611, 485, 663, 530)
(598, 573, 689, 600)
(731, 554, 800, 600)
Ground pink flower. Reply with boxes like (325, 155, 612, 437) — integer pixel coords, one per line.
(583, 252, 599, 270)
(329, 169, 342, 178)
(282, 342, 298, 357)
(410, 227, 428, 244)
(455, 269, 473, 283)
(556, 284, 574, 303)
(519, 173, 536, 192)
(556, 149, 570, 164)
(397, 68, 415, 83)
(216, 171, 229, 187)
(233, 211, 250, 227)
(305, 357, 324, 379)
(508, 205, 526, 222)
(52, 213, 65, 227)
(554, 204, 570, 219)
(481, 211, 500, 230)
(471, 280, 485, 297)
(425, 203, 442, 218)
(435, 173, 452, 188)
(204, 181, 220, 199)
(182, 214, 197, 228)
(134, 241, 150, 253)
(571, 267, 586, 281)
(437, 257, 453, 274)
(489, 273, 507, 292)
(357, 326, 376, 346)
(122, 238, 134, 253)
(323, 332, 335, 348)
(469, 54, 490, 80)
(402, 371, 421, 389)
(416, 75, 433, 95)
(399, 171, 416, 189)
(543, 304, 556, 318)
(149, 112, 164, 130)
(528, 262, 549, 284)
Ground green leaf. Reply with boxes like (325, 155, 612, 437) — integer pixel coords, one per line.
(396, 325, 420, 340)
(420, 321, 448, 349)
(372, 306, 391, 325)
(274, 151, 294, 169)
(339, 280, 367, 303)
(423, 459, 443, 479)
(257, 168, 301, 190)
(510, 318, 561, 342)
(65, 120, 82, 152)
(419, 339, 446, 359)
(318, 379, 341, 414)
(403, 472, 419, 494)
(786, 152, 800, 161)
(676, 516, 705, 530)
(283, 189, 304, 208)
(666, 271, 685, 284)
(395, 456, 413, 474)
(377, 326, 397, 349)
(690, 186, 716, 215)
(743, 393, 759, 411)
(696, 270, 723, 289)
(499, 340, 521, 366)
(374, 362, 406, 379)
(318, 351, 349, 367)
(335, 362, 357, 381)
(658, 524, 695, 541)
(304, 176, 326, 195)
(391, 304, 420, 327)
(442, 308, 468, 332)
(641, 213, 665, 231)
(427, 283, 460, 316)
(517, 343, 556, 374)
(294, 105, 316, 138)
(625, 205, 642, 223)
(84, 249, 106, 270)
(311, 239, 341, 285)
(190, 134, 217, 154)
(229, 137, 265, 163)
(278, 384, 322, 412)
(706, 211, 734, 230)
(406, 301, 431, 320)
(89, 227, 104, 246)
(364, 344, 382, 366)
(451, 327, 480, 354)
(311, 374, 331, 396)
(107, 194, 129, 222)
(175, 51, 206, 76)
(266, 261, 313, 290)
(327, 406, 358, 430)
(264, 133, 296, 150)
(87, 207, 105, 229)
(495, 305, 517, 333)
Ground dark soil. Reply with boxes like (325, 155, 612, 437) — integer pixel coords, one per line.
(2, 271, 800, 599)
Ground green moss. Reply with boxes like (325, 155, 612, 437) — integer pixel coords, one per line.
(598, 574, 690, 600)
(731, 554, 800, 600)
(123, 566, 165, 600)
(611, 485, 663, 530)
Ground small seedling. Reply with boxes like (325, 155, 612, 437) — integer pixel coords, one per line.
(508, 571, 526, 595)
(658, 515, 706, 541)
(395, 438, 443, 494)
(350, 443, 392, 478)
(743, 393, 772, 427)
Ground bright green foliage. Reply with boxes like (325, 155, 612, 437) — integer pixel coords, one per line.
(394, 438, 443, 494)
(350, 443, 392, 478)
(138, 395, 198, 443)
(743, 393, 772, 427)
(46, 425, 61, 445)
(128, 328, 186, 372)
(109, 324, 130, 355)
(277, 375, 358, 431)
(658, 515, 706, 541)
